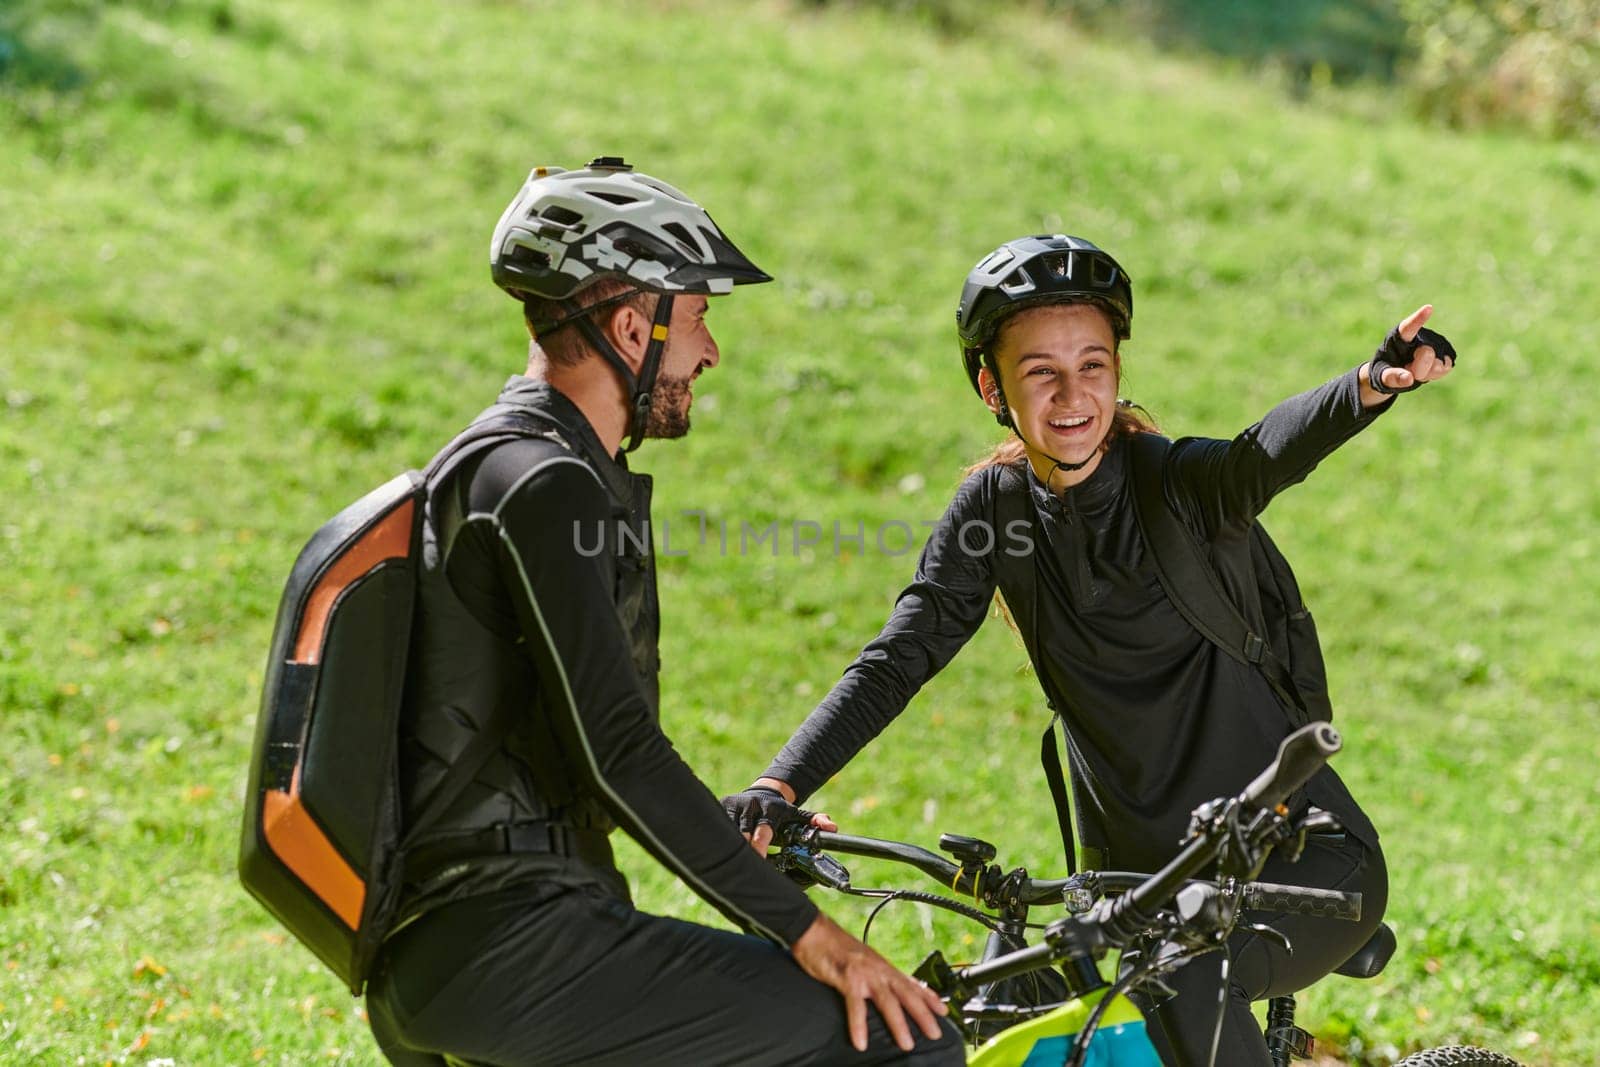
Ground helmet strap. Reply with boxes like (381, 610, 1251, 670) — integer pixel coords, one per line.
(551, 291, 674, 454)
(528, 289, 638, 337)
(982, 352, 1014, 430)
(984, 353, 1097, 485)
(623, 294, 675, 453)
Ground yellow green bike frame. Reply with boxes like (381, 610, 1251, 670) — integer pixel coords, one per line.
(967, 987, 1161, 1066)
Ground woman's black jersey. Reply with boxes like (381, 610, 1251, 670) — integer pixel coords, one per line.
(767, 368, 1391, 873)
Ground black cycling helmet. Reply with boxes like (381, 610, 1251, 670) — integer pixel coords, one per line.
(956, 234, 1132, 395)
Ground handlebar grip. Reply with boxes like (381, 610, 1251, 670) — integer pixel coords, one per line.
(1240, 722, 1341, 812)
(1242, 883, 1362, 922)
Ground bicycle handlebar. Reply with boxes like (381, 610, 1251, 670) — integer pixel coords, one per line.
(1242, 721, 1343, 812)
(796, 832, 1361, 920)
(1099, 720, 1341, 943)
(806, 832, 961, 889)
(774, 720, 1353, 1004)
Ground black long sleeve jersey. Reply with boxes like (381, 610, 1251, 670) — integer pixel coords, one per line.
(394, 377, 817, 946)
(766, 369, 1389, 874)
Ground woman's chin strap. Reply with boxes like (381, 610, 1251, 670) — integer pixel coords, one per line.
(1046, 453, 1095, 476)
(990, 379, 1096, 487)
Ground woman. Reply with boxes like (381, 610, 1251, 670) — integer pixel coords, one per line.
(725, 234, 1457, 1065)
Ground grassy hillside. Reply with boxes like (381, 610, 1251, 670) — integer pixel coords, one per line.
(3, 0, 1597, 1063)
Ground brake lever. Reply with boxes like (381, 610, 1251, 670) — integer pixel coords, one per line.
(1278, 807, 1345, 864)
(772, 844, 851, 892)
(1240, 922, 1293, 955)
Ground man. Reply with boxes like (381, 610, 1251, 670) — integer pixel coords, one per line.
(365, 157, 961, 1067)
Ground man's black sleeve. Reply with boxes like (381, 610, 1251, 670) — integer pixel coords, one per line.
(764, 471, 999, 802)
(1164, 367, 1394, 535)
(486, 454, 818, 947)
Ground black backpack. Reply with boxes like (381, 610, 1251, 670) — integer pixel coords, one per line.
(238, 407, 562, 994)
(1123, 432, 1329, 730)
(994, 433, 1330, 870)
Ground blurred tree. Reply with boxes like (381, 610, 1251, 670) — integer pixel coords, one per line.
(0, 0, 88, 91)
(1398, 0, 1600, 138)
(1064, 0, 1409, 83)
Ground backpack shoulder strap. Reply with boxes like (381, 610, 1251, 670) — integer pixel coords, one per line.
(992, 462, 1030, 530)
(1125, 433, 1310, 727)
(422, 405, 571, 489)
(398, 408, 573, 851)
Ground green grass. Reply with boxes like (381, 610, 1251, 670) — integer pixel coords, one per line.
(3, 0, 1598, 1063)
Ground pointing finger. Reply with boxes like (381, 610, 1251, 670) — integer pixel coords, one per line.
(752, 823, 774, 853)
(1398, 304, 1433, 343)
(810, 811, 839, 832)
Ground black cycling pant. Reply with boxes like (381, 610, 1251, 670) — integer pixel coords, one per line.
(366, 881, 965, 1067)
(1134, 833, 1388, 1067)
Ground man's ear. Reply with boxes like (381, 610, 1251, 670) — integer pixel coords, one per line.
(601, 301, 650, 372)
(976, 365, 1003, 417)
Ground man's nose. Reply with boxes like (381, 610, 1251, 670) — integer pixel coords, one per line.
(703, 332, 720, 369)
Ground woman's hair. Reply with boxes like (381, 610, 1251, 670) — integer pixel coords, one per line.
(965, 300, 1160, 476)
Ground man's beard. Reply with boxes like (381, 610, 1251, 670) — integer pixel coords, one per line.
(643, 373, 694, 439)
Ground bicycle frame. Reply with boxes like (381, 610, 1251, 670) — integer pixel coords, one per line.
(966, 987, 1160, 1066)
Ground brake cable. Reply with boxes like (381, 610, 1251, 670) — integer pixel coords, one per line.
(850, 889, 1005, 945)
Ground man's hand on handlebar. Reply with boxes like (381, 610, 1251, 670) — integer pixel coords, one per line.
(791, 912, 949, 1053)
(721, 777, 837, 853)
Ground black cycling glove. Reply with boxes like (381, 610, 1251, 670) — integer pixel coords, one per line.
(721, 786, 813, 840)
(1369, 325, 1457, 395)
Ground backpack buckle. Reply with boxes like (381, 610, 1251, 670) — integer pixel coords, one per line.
(1243, 632, 1266, 663)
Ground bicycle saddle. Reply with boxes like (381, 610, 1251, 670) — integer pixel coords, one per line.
(1332, 921, 1395, 979)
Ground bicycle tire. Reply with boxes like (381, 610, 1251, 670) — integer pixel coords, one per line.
(1392, 1046, 1526, 1066)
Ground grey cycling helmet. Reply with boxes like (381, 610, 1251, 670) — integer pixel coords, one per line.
(489, 157, 769, 452)
(956, 234, 1132, 396)
(490, 156, 771, 302)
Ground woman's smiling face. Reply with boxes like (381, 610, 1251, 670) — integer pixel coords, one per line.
(979, 302, 1121, 488)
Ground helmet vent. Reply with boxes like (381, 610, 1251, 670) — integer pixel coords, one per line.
(613, 237, 657, 260)
(535, 205, 584, 226)
(999, 267, 1037, 296)
(590, 191, 640, 206)
(1044, 253, 1071, 279)
(978, 248, 1014, 274)
(659, 221, 701, 257)
(507, 245, 551, 269)
(634, 176, 693, 204)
